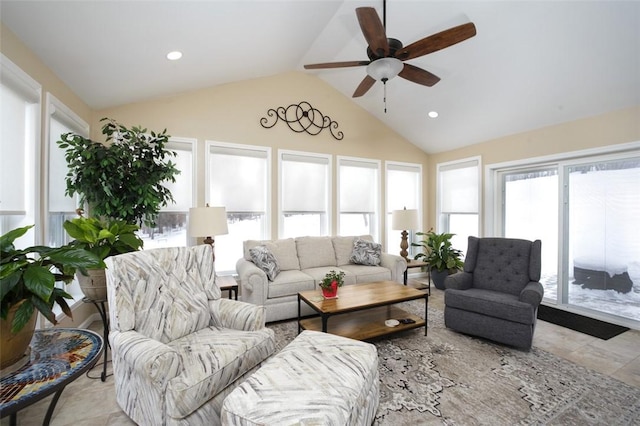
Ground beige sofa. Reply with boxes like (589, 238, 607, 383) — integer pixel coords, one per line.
(236, 235, 407, 322)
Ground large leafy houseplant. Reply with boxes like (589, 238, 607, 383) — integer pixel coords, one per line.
(0, 225, 104, 333)
(412, 229, 463, 290)
(57, 118, 180, 227)
(63, 211, 144, 261)
(62, 211, 144, 300)
(412, 229, 464, 272)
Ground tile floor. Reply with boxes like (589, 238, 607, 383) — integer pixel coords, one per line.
(3, 281, 639, 425)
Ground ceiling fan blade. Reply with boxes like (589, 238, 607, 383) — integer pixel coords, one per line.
(352, 75, 376, 98)
(398, 63, 441, 87)
(356, 7, 389, 57)
(395, 22, 477, 61)
(304, 60, 370, 70)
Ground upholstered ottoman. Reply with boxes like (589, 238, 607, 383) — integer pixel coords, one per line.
(221, 330, 379, 425)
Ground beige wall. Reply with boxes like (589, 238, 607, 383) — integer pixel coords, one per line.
(427, 106, 640, 232)
(94, 71, 430, 238)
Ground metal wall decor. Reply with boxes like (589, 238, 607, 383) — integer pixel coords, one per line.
(260, 101, 343, 140)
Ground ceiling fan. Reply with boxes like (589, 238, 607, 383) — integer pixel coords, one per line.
(304, 1, 477, 98)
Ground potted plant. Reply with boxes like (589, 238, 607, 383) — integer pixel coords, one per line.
(320, 270, 345, 299)
(412, 229, 464, 290)
(0, 225, 103, 368)
(57, 117, 180, 227)
(63, 210, 144, 300)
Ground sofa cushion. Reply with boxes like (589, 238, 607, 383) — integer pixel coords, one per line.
(339, 264, 391, 283)
(244, 238, 300, 271)
(166, 326, 276, 418)
(332, 236, 356, 266)
(301, 266, 357, 286)
(350, 238, 382, 266)
(268, 270, 316, 298)
(296, 236, 337, 270)
(249, 245, 280, 281)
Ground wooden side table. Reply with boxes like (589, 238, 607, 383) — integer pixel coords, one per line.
(217, 275, 239, 300)
(0, 328, 103, 426)
(404, 259, 431, 295)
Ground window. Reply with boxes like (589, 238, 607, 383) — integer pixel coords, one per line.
(45, 93, 88, 248)
(44, 94, 89, 308)
(139, 138, 195, 250)
(437, 157, 480, 255)
(0, 54, 40, 248)
(489, 143, 640, 327)
(337, 157, 380, 239)
(279, 150, 331, 239)
(385, 162, 422, 255)
(208, 142, 270, 274)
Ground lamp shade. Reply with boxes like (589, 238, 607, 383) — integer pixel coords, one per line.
(366, 57, 404, 81)
(188, 206, 228, 237)
(391, 208, 419, 231)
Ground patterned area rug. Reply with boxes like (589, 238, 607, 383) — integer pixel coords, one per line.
(268, 300, 640, 425)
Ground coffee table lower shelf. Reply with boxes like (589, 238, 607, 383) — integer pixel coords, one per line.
(298, 305, 425, 341)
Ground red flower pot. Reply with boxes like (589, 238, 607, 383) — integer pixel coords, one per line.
(322, 281, 339, 298)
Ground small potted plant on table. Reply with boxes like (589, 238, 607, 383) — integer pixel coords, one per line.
(320, 270, 345, 299)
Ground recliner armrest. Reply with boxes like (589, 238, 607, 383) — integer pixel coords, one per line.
(445, 271, 473, 290)
(110, 329, 182, 388)
(209, 298, 267, 331)
(519, 281, 544, 306)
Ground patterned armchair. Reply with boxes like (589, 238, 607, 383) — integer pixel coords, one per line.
(105, 245, 276, 425)
(444, 237, 544, 349)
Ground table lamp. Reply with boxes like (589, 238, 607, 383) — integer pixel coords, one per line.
(188, 205, 228, 262)
(391, 207, 419, 261)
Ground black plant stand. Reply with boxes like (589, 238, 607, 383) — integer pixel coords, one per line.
(82, 297, 110, 382)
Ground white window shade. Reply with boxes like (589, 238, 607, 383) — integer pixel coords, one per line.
(387, 164, 420, 211)
(209, 146, 267, 212)
(163, 144, 193, 212)
(281, 153, 329, 212)
(339, 160, 377, 213)
(48, 118, 78, 212)
(0, 85, 28, 213)
(440, 159, 479, 213)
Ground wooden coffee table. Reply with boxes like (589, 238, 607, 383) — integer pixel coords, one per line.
(297, 281, 428, 340)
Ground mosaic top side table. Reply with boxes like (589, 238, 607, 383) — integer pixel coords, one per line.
(0, 328, 103, 426)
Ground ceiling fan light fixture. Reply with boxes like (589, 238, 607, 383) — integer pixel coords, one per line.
(366, 57, 403, 82)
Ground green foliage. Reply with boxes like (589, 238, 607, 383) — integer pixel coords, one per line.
(57, 117, 180, 227)
(63, 214, 144, 262)
(1, 225, 104, 333)
(320, 270, 345, 289)
(412, 229, 464, 272)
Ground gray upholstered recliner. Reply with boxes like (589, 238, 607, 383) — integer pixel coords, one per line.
(444, 236, 544, 349)
(105, 245, 276, 425)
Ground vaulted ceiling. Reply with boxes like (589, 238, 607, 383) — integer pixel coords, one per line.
(2, 1, 638, 153)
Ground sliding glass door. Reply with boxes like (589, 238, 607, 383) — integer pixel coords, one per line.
(566, 158, 640, 320)
(501, 167, 559, 300)
(496, 151, 640, 326)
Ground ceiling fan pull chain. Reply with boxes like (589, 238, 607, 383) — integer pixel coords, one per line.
(383, 81, 388, 113)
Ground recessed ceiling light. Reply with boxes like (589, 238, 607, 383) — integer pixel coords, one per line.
(166, 51, 183, 61)
(428, 111, 439, 118)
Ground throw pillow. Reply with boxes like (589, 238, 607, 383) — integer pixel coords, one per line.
(249, 245, 280, 281)
(350, 238, 382, 266)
